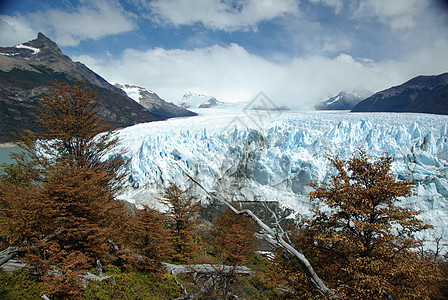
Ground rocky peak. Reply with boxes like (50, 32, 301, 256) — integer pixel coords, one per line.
(28, 32, 64, 56)
(114, 83, 197, 120)
(0, 32, 63, 61)
(315, 88, 372, 111)
(179, 92, 222, 109)
(0, 33, 127, 94)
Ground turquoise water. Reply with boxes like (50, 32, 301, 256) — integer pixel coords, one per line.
(0, 146, 20, 167)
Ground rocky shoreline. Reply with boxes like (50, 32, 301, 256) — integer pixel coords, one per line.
(0, 142, 17, 148)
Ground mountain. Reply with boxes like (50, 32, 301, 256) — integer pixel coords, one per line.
(0, 33, 157, 143)
(114, 83, 197, 120)
(351, 73, 448, 114)
(315, 88, 372, 110)
(178, 92, 222, 109)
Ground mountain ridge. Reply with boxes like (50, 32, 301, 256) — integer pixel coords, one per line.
(0, 33, 126, 96)
(315, 88, 372, 110)
(351, 73, 448, 114)
(179, 92, 222, 109)
(114, 83, 197, 120)
(0, 33, 193, 142)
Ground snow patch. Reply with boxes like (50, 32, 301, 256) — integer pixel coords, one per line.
(14, 44, 40, 55)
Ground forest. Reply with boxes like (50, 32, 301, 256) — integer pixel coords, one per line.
(0, 82, 447, 299)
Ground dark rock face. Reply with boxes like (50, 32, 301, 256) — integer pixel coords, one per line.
(0, 33, 158, 142)
(351, 73, 448, 115)
(114, 83, 197, 120)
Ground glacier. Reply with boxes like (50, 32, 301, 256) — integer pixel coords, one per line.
(115, 108, 448, 252)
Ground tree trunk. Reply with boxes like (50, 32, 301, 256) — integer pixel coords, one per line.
(162, 262, 254, 276)
(0, 246, 20, 266)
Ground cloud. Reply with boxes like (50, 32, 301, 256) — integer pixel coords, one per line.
(73, 38, 448, 109)
(0, 0, 136, 47)
(148, 0, 299, 31)
(309, 0, 343, 14)
(354, 0, 429, 30)
(279, 15, 354, 57)
(0, 15, 37, 46)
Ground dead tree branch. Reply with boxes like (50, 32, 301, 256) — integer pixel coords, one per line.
(179, 165, 336, 298)
(0, 246, 20, 266)
(162, 262, 254, 276)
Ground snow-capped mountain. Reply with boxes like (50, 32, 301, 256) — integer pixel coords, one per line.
(315, 88, 372, 110)
(178, 92, 222, 109)
(114, 110, 448, 251)
(114, 84, 196, 120)
(0, 33, 156, 142)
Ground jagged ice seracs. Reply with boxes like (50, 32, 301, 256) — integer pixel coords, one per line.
(114, 108, 448, 252)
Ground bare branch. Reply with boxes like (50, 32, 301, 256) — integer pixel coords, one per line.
(0, 246, 20, 266)
(162, 262, 254, 276)
(178, 164, 336, 298)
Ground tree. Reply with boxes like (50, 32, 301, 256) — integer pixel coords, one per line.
(180, 165, 334, 297)
(202, 205, 257, 299)
(36, 81, 125, 173)
(7, 81, 125, 186)
(285, 152, 442, 299)
(0, 81, 128, 298)
(0, 182, 45, 248)
(122, 205, 172, 272)
(161, 183, 201, 264)
(211, 205, 257, 266)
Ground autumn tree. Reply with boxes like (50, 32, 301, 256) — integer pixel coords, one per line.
(0, 81, 128, 298)
(161, 183, 200, 264)
(192, 205, 257, 300)
(282, 152, 442, 299)
(36, 81, 125, 173)
(211, 205, 257, 266)
(121, 205, 172, 272)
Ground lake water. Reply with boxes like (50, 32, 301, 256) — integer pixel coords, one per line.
(0, 146, 20, 167)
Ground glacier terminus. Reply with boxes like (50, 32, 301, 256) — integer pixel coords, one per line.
(115, 107, 448, 252)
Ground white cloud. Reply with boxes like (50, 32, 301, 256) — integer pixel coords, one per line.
(309, 0, 343, 14)
(0, 0, 136, 47)
(73, 39, 448, 109)
(354, 0, 429, 30)
(148, 0, 299, 31)
(0, 15, 38, 46)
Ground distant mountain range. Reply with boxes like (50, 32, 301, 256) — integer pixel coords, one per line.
(114, 84, 196, 120)
(1, 34, 447, 144)
(0, 33, 193, 143)
(178, 92, 222, 109)
(315, 88, 372, 110)
(351, 73, 448, 114)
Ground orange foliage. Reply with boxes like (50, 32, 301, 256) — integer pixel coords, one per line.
(211, 205, 257, 266)
(121, 205, 172, 273)
(279, 152, 442, 299)
(161, 183, 201, 263)
(0, 82, 128, 298)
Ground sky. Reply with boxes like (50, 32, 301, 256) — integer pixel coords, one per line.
(0, 0, 448, 108)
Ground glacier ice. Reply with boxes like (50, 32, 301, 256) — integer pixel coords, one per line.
(116, 109, 448, 252)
